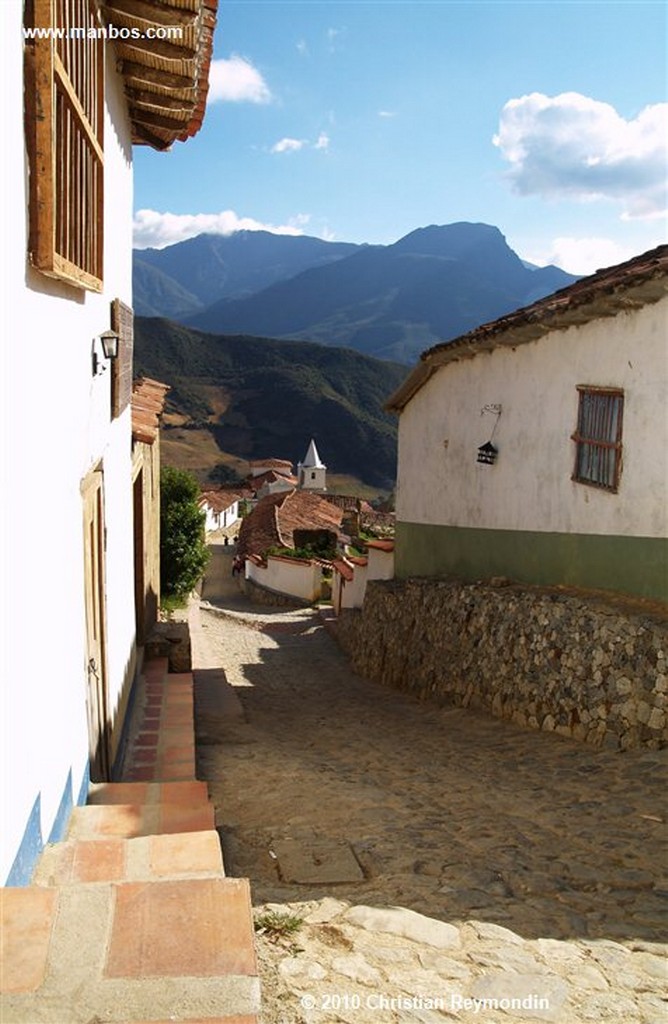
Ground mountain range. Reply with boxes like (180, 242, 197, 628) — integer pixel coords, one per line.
(134, 317, 406, 491)
(134, 223, 579, 364)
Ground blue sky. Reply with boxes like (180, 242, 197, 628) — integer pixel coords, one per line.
(133, 1, 667, 274)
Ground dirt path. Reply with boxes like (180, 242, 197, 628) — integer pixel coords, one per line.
(189, 547, 667, 1023)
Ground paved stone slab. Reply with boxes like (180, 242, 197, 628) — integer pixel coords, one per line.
(106, 878, 257, 978)
(344, 904, 461, 949)
(273, 839, 364, 884)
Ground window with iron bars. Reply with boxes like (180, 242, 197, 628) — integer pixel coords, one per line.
(572, 386, 624, 492)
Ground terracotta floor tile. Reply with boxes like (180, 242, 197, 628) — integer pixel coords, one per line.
(148, 831, 223, 877)
(158, 769, 194, 781)
(158, 781, 209, 803)
(89, 783, 150, 805)
(124, 767, 157, 781)
(131, 747, 158, 761)
(162, 745, 194, 761)
(72, 839, 126, 882)
(106, 879, 256, 978)
(158, 804, 214, 833)
(135, 732, 160, 747)
(0, 888, 57, 993)
(71, 804, 153, 838)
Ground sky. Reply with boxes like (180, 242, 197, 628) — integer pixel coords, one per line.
(133, 1, 667, 275)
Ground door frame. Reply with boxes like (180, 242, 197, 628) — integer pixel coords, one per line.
(81, 466, 111, 782)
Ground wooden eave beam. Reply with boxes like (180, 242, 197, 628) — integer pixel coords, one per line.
(130, 106, 189, 130)
(125, 86, 194, 110)
(128, 88, 191, 112)
(117, 59, 195, 89)
(117, 34, 199, 61)
(102, 0, 197, 27)
(131, 123, 172, 149)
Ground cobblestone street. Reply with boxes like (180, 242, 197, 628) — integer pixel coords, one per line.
(192, 544, 667, 1023)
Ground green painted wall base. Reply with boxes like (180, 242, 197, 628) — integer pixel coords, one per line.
(395, 522, 668, 603)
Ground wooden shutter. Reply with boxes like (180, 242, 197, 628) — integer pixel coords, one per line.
(25, 0, 104, 291)
(110, 299, 134, 418)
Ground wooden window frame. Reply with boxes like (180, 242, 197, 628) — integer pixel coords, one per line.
(571, 386, 624, 493)
(24, 0, 104, 291)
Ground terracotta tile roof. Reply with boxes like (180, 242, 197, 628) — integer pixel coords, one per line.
(332, 559, 354, 582)
(250, 470, 298, 491)
(249, 458, 294, 472)
(103, 0, 219, 151)
(238, 488, 344, 558)
(365, 539, 395, 553)
(198, 488, 250, 514)
(387, 245, 668, 412)
(131, 377, 170, 445)
(323, 494, 375, 514)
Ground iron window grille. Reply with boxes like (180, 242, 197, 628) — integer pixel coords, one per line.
(572, 386, 624, 492)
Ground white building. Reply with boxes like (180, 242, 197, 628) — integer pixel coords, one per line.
(387, 248, 668, 603)
(0, 0, 216, 885)
(298, 439, 327, 492)
(199, 489, 246, 537)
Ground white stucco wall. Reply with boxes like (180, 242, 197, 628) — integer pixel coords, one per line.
(247, 557, 321, 601)
(342, 565, 368, 610)
(367, 548, 395, 581)
(0, 2, 135, 882)
(396, 299, 668, 539)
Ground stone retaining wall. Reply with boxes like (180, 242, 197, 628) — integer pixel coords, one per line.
(336, 578, 667, 751)
(239, 575, 311, 608)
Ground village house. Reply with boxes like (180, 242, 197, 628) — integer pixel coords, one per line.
(386, 247, 668, 603)
(199, 487, 251, 540)
(247, 457, 297, 498)
(332, 540, 395, 615)
(1, 0, 216, 885)
(238, 488, 343, 604)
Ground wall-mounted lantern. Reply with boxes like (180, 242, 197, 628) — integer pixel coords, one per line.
(477, 441, 498, 465)
(477, 403, 502, 466)
(92, 329, 120, 376)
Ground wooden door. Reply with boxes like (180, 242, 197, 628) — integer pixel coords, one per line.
(82, 469, 110, 781)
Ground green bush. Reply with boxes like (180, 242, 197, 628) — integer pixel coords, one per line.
(160, 466, 209, 599)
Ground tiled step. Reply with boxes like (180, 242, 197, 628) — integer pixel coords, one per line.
(1, 878, 260, 1022)
(123, 668, 199, 782)
(88, 780, 209, 806)
(67, 800, 215, 840)
(32, 830, 225, 886)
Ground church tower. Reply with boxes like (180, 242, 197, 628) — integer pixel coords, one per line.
(298, 438, 327, 492)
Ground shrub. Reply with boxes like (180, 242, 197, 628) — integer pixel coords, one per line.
(160, 466, 209, 599)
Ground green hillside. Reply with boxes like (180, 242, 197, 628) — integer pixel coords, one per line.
(134, 318, 406, 489)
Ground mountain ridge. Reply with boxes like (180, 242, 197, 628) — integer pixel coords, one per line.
(134, 317, 406, 491)
(134, 222, 578, 365)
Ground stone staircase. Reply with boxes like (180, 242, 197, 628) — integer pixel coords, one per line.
(0, 657, 260, 1024)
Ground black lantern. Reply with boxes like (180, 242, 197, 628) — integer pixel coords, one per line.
(477, 441, 498, 465)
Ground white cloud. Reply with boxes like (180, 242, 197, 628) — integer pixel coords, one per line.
(296, 39, 308, 56)
(208, 55, 271, 104)
(270, 133, 330, 154)
(526, 236, 641, 276)
(378, 110, 397, 119)
(271, 137, 306, 154)
(494, 92, 668, 219)
(133, 209, 309, 249)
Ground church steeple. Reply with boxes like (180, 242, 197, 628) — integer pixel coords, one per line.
(298, 438, 327, 491)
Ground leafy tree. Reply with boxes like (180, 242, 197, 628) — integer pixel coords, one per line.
(207, 462, 245, 486)
(160, 466, 209, 599)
